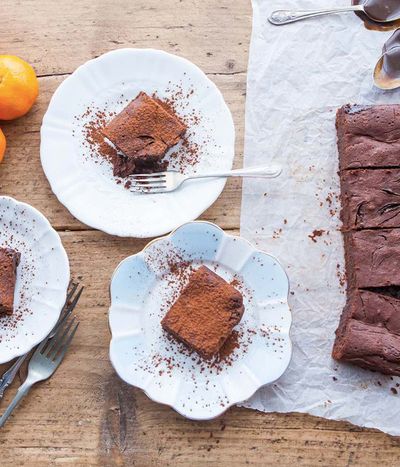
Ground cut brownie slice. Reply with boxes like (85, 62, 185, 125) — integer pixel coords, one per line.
(340, 168, 400, 230)
(333, 319, 400, 376)
(161, 266, 244, 359)
(344, 229, 400, 289)
(102, 92, 186, 167)
(335, 290, 400, 340)
(336, 104, 400, 171)
(0, 247, 21, 316)
(333, 290, 400, 375)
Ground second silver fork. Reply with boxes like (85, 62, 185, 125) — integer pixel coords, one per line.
(0, 312, 79, 427)
(0, 281, 83, 399)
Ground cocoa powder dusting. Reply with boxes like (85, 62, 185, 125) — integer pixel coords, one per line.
(76, 83, 204, 190)
(308, 229, 326, 243)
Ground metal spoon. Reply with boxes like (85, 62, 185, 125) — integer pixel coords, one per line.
(374, 29, 400, 90)
(269, 2, 400, 26)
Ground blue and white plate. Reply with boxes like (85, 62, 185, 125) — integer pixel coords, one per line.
(109, 221, 291, 420)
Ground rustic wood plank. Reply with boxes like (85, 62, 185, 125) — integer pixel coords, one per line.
(0, 71, 245, 232)
(2, 0, 400, 465)
(0, 231, 398, 466)
(1, 0, 251, 77)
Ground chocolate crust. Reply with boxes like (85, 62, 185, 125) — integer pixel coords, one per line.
(344, 229, 400, 289)
(333, 319, 400, 376)
(336, 104, 400, 171)
(0, 247, 21, 315)
(102, 92, 186, 163)
(340, 168, 400, 230)
(161, 266, 244, 359)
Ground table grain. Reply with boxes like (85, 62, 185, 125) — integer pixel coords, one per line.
(0, 1, 399, 465)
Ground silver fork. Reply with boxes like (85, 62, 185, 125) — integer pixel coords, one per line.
(0, 312, 79, 427)
(128, 165, 282, 194)
(0, 281, 83, 399)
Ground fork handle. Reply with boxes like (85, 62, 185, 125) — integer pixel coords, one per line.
(0, 380, 32, 428)
(186, 165, 282, 180)
(0, 354, 29, 399)
(268, 5, 364, 25)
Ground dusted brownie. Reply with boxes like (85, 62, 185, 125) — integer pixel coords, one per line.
(102, 92, 186, 168)
(0, 247, 21, 315)
(340, 168, 400, 230)
(336, 104, 400, 171)
(344, 229, 400, 289)
(161, 266, 244, 359)
(333, 290, 400, 375)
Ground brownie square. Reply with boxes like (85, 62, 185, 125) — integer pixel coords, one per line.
(102, 92, 186, 163)
(0, 247, 21, 316)
(333, 318, 400, 376)
(344, 229, 400, 289)
(333, 290, 400, 375)
(335, 290, 400, 340)
(161, 266, 244, 359)
(340, 168, 400, 230)
(336, 104, 400, 171)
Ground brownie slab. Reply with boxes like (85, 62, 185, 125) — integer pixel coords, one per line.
(161, 266, 244, 359)
(344, 229, 400, 289)
(340, 168, 400, 230)
(0, 247, 21, 315)
(336, 104, 400, 170)
(102, 92, 186, 165)
(333, 290, 400, 375)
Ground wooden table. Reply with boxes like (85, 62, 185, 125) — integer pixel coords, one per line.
(1, 1, 399, 465)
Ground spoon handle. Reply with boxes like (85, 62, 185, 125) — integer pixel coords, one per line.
(268, 5, 364, 25)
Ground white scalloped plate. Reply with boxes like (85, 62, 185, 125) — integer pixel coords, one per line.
(40, 49, 235, 238)
(109, 221, 292, 420)
(0, 197, 70, 364)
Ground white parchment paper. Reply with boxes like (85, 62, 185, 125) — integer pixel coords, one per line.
(240, 0, 400, 435)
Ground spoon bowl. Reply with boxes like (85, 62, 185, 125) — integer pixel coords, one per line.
(373, 29, 400, 90)
(373, 56, 400, 90)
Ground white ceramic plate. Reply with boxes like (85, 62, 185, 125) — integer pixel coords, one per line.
(0, 197, 70, 364)
(40, 49, 235, 238)
(109, 221, 292, 420)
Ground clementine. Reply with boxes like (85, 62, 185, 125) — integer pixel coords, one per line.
(0, 55, 39, 120)
(0, 128, 6, 162)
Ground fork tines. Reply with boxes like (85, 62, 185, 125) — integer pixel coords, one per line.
(38, 314, 79, 363)
(130, 173, 167, 185)
(49, 281, 83, 338)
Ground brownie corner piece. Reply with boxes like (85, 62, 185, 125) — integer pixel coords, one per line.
(337, 104, 400, 171)
(0, 247, 21, 316)
(161, 265, 244, 359)
(333, 290, 400, 376)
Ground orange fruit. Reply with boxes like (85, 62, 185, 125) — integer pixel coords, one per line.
(0, 55, 39, 120)
(0, 128, 6, 162)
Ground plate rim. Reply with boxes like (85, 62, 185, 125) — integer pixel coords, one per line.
(40, 48, 235, 238)
(108, 220, 293, 420)
(0, 196, 70, 364)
